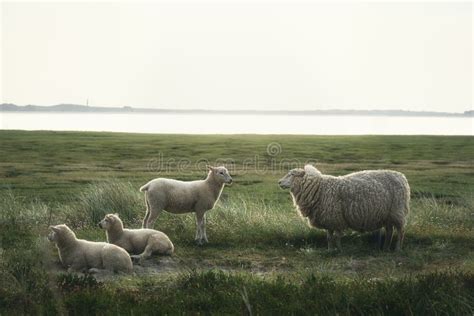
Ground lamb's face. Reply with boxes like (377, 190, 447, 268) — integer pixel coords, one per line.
(98, 214, 119, 230)
(48, 228, 59, 242)
(48, 224, 70, 243)
(278, 168, 305, 189)
(210, 166, 233, 185)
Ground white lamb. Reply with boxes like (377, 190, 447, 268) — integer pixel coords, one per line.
(99, 213, 174, 264)
(140, 166, 233, 244)
(48, 224, 133, 273)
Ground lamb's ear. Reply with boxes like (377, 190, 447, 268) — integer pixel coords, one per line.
(49, 225, 60, 232)
(304, 164, 320, 176)
(206, 165, 215, 171)
(114, 213, 119, 217)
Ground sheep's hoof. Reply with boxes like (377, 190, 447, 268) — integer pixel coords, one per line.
(327, 246, 341, 253)
(195, 239, 207, 246)
(327, 244, 338, 252)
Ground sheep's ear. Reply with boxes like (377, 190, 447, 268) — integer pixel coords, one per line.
(304, 164, 320, 176)
(206, 165, 214, 171)
(291, 169, 305, 176)
(50, 225, 60, 232)
(114, 213, 119, 217)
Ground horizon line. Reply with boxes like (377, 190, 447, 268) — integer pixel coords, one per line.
(1, 103, 472, 115)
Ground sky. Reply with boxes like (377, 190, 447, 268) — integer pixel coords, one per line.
(1, 1, 472, 112)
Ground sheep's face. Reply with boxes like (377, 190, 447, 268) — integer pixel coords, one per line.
(278, 168, 305, 189)
(98, 214, 119, 230)
(48, 226, 59, 242)
(209, 166, 233, 185)
(48, 224, 71, 243)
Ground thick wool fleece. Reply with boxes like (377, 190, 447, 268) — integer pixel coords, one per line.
(282, 165, 410, 250)
(291, 169, 410, 232)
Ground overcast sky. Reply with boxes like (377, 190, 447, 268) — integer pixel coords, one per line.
(1, 1, 472, 112)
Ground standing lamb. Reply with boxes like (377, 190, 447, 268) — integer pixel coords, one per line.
(99, 213, 174, 264)
(140, 166, 233, 244)
(278, 164, 410, 251)
(48, 224, 133, 273)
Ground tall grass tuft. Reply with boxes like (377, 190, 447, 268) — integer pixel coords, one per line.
(65, 179, 143, 227)
(0, 191, 50, 248)
(209, 194, 309, 245)
(409, 195, 474, 231)
(0, 191, 56, 314)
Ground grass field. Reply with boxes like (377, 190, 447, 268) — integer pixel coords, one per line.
(0, 130, 473, 314)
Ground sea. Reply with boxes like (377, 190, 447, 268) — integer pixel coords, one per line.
(0, 112, 472, 135)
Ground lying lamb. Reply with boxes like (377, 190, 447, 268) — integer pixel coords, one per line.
(99, 213, 174, 264)
(48, 224, 133, 273)
(279, 164, 410, 251)
(140, 166, 232, 244)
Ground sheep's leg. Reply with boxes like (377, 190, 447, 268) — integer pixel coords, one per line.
(137, 246, 154, 265)
(374, 229, 382, 249)
(145, 208, 163, 229)
(142, 192, 151, 228)
(194, 224, 201, 242)
(142, 210, 150, 229)
(88, 268, 101, 274)
(334, 231, 343, 251)
(137, 235, 172, 264)
(202, 213, 208, 243)
(66, 258, 88, 273)
(195, 211, 206, 245)
(383, 225, 393, 251)
(194, 213, 201, 242)
(327, 230, 335, 250)
(395, 225, 404, 251)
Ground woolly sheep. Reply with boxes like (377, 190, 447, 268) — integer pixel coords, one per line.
(140, 166, 232, 244)
(48, 224, 133, 273)
(99, 213, 174, 264)
(278, 164, 410, 251)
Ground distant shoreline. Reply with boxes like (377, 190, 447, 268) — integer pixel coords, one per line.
(1, 103, 472, 117)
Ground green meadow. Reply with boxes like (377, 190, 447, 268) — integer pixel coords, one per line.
(0, 130, 473, 314)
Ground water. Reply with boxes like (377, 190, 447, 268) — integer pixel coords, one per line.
(0, 112, 472, 135)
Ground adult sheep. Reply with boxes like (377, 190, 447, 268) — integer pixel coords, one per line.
(278, 165, 410, 251)
(99, 213, 174, 264)
(48, 224, 133, 273)
(140, 166, 233, 244)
